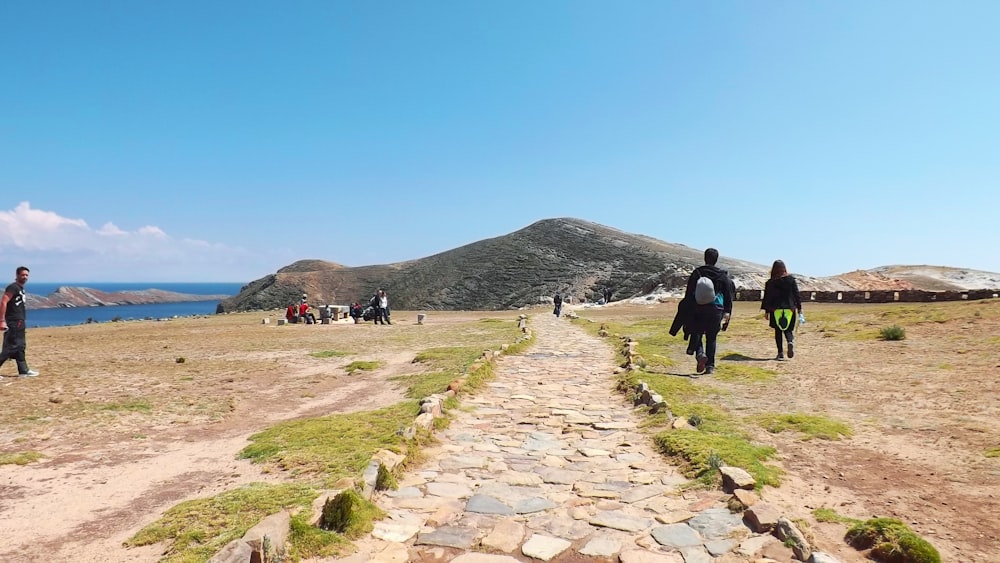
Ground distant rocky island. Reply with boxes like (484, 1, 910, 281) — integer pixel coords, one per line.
(26, 287, 231, 310)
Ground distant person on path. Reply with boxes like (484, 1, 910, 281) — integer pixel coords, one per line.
(603, 286, 613, 304)
(377, 289, 391, 324)
(0, 266, 38, 378)
(553, 293, 563, 317)
(682, 248, 735, 375)
(761, 259, 802, 360)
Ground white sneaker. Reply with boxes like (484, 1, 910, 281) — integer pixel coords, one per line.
(19, 370, 39, 377)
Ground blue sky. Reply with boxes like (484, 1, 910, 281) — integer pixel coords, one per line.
(2, 1, 998, 283)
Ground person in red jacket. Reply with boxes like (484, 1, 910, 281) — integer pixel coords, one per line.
(299, 295, 316, 324)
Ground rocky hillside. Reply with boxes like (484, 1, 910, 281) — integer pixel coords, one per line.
(218, 218, 771, 312)
(218, 218, 1000, 312)
(26, 287, 231, 310)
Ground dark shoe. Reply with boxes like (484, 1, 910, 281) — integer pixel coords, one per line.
(696, 353, 707, 374)
(775, 355, 785, 361)
(19, 369, 39, 377)
(787, 342, 795, 359)
(705, 366, 715, 375)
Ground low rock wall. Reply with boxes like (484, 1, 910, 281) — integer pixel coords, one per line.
(735, 288, 1000, 303)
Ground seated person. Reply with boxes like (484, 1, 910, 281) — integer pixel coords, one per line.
(286, 304, 298, 323)
(299, 301, 317, 324)
(350, 302, 363, 323)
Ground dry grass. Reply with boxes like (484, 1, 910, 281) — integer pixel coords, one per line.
(577, 298, 1000, 562)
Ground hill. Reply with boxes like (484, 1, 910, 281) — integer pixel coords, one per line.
(217, 218, 1000, 312)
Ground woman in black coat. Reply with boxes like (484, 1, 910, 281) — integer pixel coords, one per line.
(760, 260, 802, 360)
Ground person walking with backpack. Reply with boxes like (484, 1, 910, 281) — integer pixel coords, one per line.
(683, 248, 735, 375)
(553, 293, 563, 317)
(761, 259, 802, 360)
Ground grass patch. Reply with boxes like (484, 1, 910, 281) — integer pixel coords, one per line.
(879, 325, 907, 341)
(755, 413, 853, 440)
(289, 512, 352, 559)
(712, 363, 778, 383)
(412, 346, 481, 370)
(311, 350, 350, 358)
(654, 428, 781, 489)
(846, 517, 941, 563)
(344, 360, 381, 374)
(238, 401, 418, 487)
(813, 507, 861, 525)
(402, 346, 486, 399)
(621, 370, 781, 488)
(127, 482, 316, 563)
(627, 319, 681, 371)
(985, 447, 1000, 458)
(0, 450, 42, 466)
(571, 317, 681, 371)
(97, 399, 152, 412)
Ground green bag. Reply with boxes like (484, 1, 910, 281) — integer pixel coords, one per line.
(773, 308, 794, 331)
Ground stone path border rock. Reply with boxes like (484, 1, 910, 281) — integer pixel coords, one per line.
(327, 312, 847, 563)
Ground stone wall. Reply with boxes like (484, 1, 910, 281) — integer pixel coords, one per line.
(735, 289, 1000, 304)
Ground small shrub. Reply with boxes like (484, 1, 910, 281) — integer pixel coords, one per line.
(319, 489, 383, 538)
(879, 325, 906, 341)
(175, 357, 186, 364)
(846, 517, 940, 563)
(985, 447, 1000, 458)
(375, 464, 398, 491)
(706, 450, 723, 471)
(688, 414, 703, 428)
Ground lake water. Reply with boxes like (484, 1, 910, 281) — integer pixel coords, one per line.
(23, 282, 245, 328)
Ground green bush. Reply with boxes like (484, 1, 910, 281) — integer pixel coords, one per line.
(846, 517, 940, 563)
(320, 489, 383, 538)
(375, 464, 398, 491)
(879, 325, 906, 341)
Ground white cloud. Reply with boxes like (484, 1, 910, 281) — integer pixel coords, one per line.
(0, 202, 282, 281)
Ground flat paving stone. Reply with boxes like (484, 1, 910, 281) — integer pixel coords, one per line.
(414, 525, 479, 549)
(521, 533, 572, 561)
(466, 494, 514, 515)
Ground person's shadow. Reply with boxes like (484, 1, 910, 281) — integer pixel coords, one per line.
(720, 352, 771, 362)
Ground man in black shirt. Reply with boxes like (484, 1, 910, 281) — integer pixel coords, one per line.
(0, 266, 38, 378)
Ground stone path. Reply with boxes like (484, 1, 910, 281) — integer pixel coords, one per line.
(333, 312, 771, 563)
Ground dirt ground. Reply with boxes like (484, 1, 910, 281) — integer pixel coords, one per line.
(0, 310, 519, 563)
(1, 301, 998, 562)
(577, 298, 1000, 562)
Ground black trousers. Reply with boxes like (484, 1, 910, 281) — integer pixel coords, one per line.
(0, 321, 29, 374)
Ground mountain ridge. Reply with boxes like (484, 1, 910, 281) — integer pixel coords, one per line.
(217, 218, 1000, 312)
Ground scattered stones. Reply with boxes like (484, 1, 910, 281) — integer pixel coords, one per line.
(719, 466, 756, 492)
(776, 517, 812, 561)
